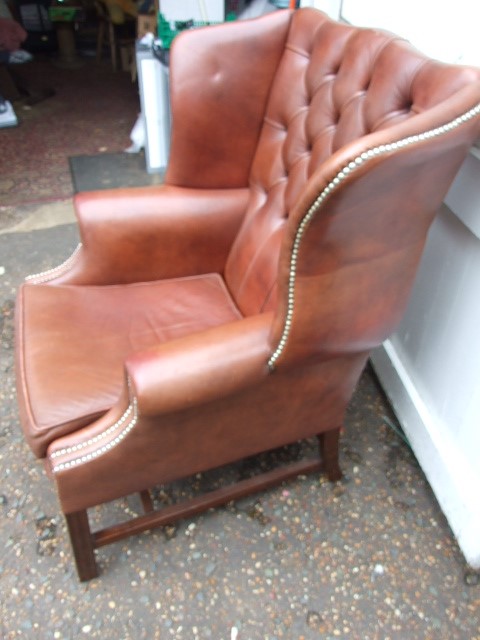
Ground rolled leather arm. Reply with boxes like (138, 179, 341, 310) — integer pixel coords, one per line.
(47, 314, 274, 513)
(48, 185, 250, 285)
(46, 313, 273, 461)
(126, 312, 273, 416)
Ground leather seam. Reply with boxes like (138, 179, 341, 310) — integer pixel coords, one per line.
(25, 243, 83, 284)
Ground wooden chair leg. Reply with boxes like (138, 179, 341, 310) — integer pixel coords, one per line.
(96, 20, 105, 61)
(108, 22, 117, 71)
(63, 455, 328, 580)
(318, 428, 342, 481)
(139, 489, 154, 513)
(65, 510, 99, 582)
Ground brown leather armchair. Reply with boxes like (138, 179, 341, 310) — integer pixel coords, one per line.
(15, 8, 480, 580)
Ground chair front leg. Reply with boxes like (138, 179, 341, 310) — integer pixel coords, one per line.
(65, 510, 99, 582)
(139, 489, 154, 513)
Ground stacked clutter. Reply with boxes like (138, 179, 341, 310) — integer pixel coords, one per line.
(0, 9, 32, 127)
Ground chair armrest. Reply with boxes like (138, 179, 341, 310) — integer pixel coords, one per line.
(126, 313, 273, 416)
(45, 184, 250, 285)
(46, 313, 273, 514)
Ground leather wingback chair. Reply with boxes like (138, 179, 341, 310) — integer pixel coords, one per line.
(15, 8, 480, 580)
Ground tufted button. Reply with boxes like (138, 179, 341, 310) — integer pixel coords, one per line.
(331, 109, 341, 127)
(305, 138, 314, 154)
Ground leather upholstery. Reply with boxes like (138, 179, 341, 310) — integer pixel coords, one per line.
(52, 352, 367, 514)
(165, 10, 291, 189)
(17, 273, 242, 456)
(15, 8, 480, 520)
(225, 10, 480, 318)
(50, 185, 250, 284)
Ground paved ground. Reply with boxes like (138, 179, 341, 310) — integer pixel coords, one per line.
(0, 205, 479, 639)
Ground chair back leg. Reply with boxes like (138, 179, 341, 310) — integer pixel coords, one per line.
(318, 428, 342, 482)
(108, 22, 117, 71)
(96, 19, 105, 61)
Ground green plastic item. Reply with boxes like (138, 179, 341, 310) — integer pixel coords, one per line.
(48, 6, 82, 22)
(157, 12, 236, 50)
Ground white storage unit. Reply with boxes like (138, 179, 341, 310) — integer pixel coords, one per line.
(338, 0, 480, 570)
(135, 43, 171, 174)
(371, 150, 480, 569)
(160, 0, 225, 22)
(135, 0, 273, 174)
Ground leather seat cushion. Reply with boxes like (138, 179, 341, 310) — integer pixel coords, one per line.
(16, 274, 242, 457)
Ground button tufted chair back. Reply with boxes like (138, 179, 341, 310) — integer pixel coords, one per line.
(224, 9, 480, 317)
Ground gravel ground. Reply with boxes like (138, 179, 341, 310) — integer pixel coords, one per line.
(1, 216, 479, 640)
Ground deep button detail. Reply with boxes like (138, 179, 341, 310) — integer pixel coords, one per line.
(226, 10, 479, 318)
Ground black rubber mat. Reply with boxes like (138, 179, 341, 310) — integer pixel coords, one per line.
(69, 152, 164, 192)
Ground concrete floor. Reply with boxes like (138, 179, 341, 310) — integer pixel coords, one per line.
(1, 204, 479, 639)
